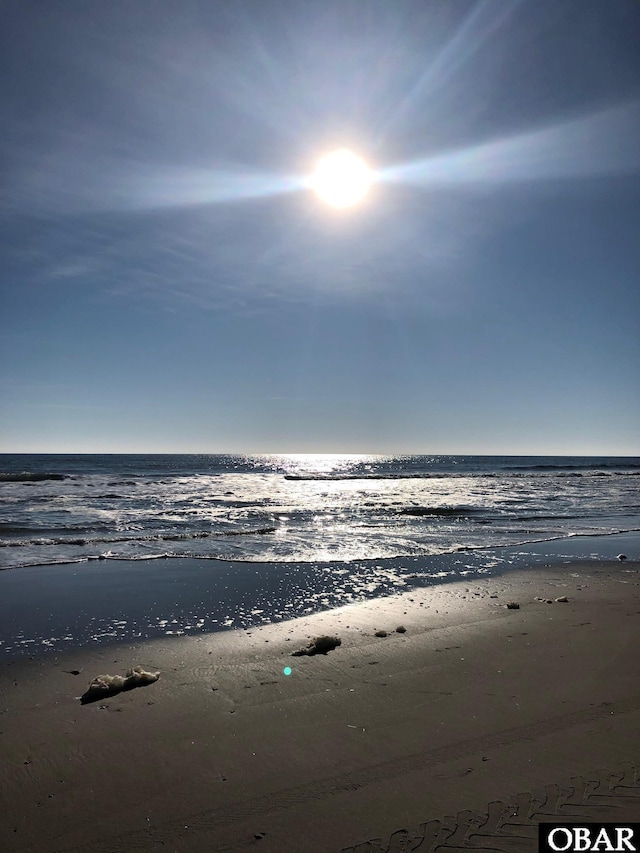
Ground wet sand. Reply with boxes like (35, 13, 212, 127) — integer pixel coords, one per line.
(1, 561, 639, 852)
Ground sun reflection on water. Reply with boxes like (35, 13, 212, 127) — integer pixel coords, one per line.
(261, 453, 382, 478)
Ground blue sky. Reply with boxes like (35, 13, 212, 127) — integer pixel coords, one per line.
(1, 0, 639, 454)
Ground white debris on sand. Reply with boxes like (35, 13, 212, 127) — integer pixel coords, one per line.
(80, 666, 160, 704)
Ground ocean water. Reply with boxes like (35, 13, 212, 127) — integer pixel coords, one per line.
(1, 454, 638, 657)
(1, 453, 639, 570)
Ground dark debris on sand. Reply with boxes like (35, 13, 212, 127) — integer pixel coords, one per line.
(291, 636, 342, 657)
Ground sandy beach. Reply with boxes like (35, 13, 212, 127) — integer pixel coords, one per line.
(1, 560, 639, 852)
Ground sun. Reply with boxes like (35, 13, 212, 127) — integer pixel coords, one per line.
(311, 149, 372, 209)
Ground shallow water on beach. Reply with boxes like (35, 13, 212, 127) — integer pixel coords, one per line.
(1, 453, 639, 570)
(0, 533, 638, 659)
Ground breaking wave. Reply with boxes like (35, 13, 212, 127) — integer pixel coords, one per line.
(0, 526, 277, 550)
(0, 472, 68, 482)
(1, 453, 638, 571)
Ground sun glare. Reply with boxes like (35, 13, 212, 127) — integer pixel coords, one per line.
(311, 149, 372, 208)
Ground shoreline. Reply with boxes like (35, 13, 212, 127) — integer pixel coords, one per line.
(1, 561, 639, 851)
(1, 531, 639, 661)
(3, 524, 639, 573)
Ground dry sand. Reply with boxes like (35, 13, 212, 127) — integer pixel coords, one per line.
(1, 561, 639, 852)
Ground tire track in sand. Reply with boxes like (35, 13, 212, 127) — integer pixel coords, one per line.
(341, 765, 640, 852)
(56, 696, 640, 852)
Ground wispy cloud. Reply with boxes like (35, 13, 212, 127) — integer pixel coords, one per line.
(381, 101, 640, 187)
